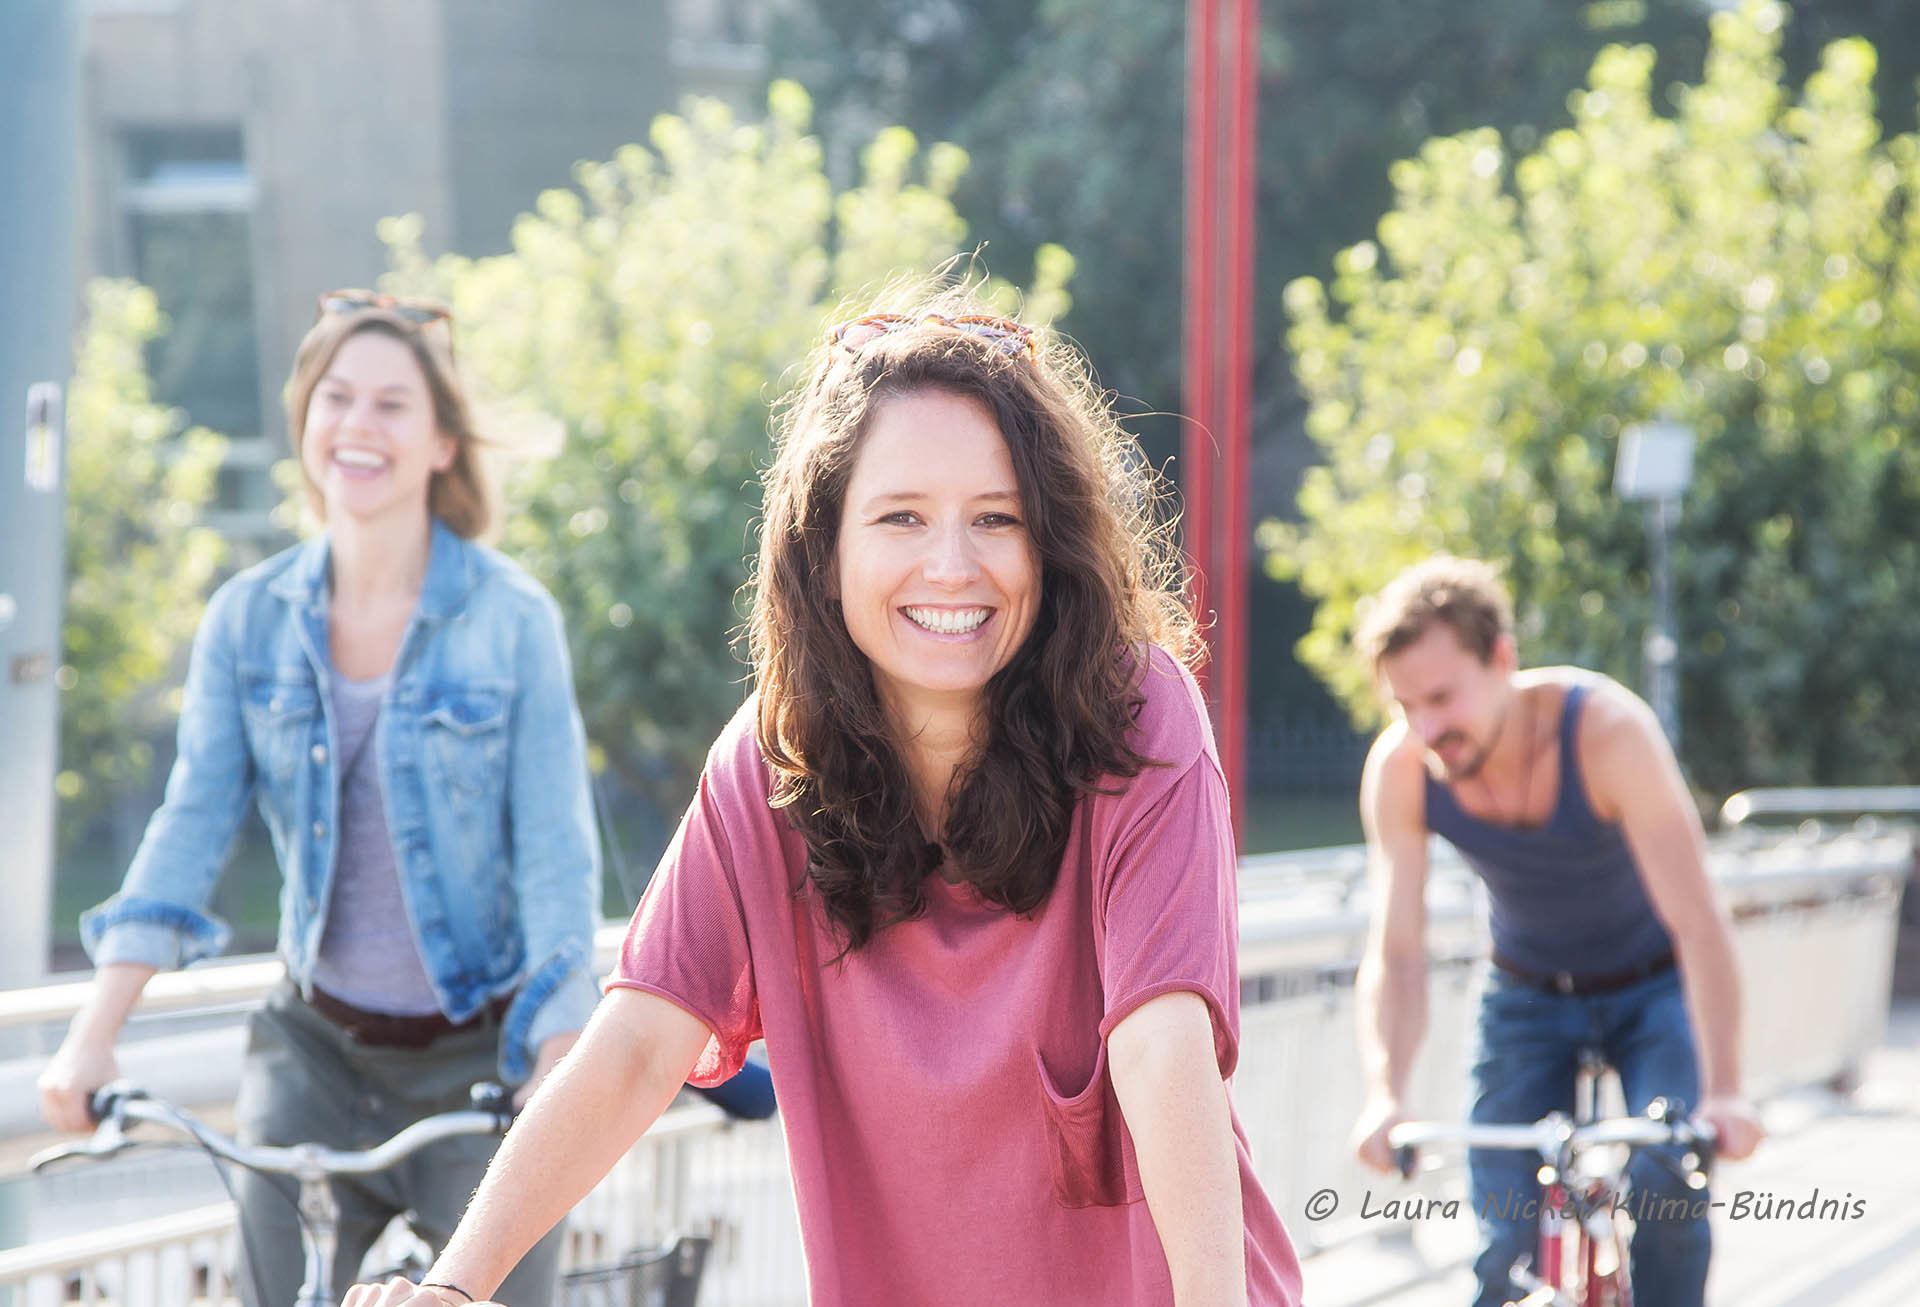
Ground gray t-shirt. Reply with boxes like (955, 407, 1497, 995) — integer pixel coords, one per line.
(310, 669, 443, 1016)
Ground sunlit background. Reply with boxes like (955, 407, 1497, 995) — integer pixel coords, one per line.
(5, 5, 1920, 1301)
(7, 0, 1919, 973)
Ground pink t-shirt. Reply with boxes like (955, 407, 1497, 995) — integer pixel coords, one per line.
(610, 648, 1303, 1306)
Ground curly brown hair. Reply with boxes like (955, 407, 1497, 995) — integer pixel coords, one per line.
(747, 282, 1198, 951)
(1354, 554, 1512, 670)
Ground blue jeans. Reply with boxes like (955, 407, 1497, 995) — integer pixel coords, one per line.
(1467, 965, 1711, 1307)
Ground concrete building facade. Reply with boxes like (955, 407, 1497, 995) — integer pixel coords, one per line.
(75, 0, 737, 548)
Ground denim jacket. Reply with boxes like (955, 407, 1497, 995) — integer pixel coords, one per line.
(82, 519, 601, 1083)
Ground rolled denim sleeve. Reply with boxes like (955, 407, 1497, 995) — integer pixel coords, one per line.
(80, 580, 252, 970)
(499, 587, 601, 1080)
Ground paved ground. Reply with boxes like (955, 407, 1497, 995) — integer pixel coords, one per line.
(1300, 999, 1920, 1306)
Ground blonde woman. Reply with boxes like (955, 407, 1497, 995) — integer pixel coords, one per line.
(40, 291, 597, 1307)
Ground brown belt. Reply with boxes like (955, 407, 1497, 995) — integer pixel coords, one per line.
(1490, 950, 1676, 997)
(307, 984, 513, 1049)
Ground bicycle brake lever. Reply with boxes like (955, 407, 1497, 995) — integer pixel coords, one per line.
(29, 1123, 138, 1172)
(31, 1080, 151, 1172)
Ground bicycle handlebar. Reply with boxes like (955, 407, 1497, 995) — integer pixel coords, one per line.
(31, 1080, 516, 1180)
(1388, 1109, 1716, 1180)
(1389, 1115, 1714, 1154)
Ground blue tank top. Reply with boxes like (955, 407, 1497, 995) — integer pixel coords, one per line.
(1423, 682, 1673, 978)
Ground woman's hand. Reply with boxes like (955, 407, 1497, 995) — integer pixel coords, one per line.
(343, 1277, 499, 1307)
(514, 1031, 581, 1110)
(36, 1031, 120, 1134)
(36, 962, 156, 1133)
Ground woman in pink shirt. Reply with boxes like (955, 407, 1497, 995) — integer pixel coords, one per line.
(349, 287, 1303, 1307)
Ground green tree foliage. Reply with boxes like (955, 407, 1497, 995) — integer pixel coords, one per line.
(770, 2, 1915, 735)
(775, 1, 1715, 414)
(381, 84, 1072, 823)
(771, 0, 1718, 727)
(59, 280, 228, 857)
(1266, 2, 1920, 791)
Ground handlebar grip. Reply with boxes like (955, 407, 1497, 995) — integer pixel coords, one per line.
(470, 1081, 515, 1120)
(87, 1080, 145, 1126)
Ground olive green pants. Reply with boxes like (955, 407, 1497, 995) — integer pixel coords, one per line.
(231, 983, 564, 1307)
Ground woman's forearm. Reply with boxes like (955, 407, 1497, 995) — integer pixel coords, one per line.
(429, 989, 710, 1296)
(38, 963, 158, 1133)
(74, 963, 157, 1045)
(1109, 991, 1248, 1307)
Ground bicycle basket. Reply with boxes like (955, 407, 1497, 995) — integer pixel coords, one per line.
(559, 1236, 710, 1307)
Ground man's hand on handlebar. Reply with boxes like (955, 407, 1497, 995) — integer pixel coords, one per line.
(1351, 1092, 1409, 1175)
(1694, 1093, 1764, 1161)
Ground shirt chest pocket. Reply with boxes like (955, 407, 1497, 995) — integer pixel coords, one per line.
(239, 674, 321, 793)
(421, 687, 511, 804)
(1036, 1040, 1146, 1208)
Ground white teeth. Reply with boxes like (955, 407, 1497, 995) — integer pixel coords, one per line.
(904, 606, 991, 635)
(334, 448, 387, 469)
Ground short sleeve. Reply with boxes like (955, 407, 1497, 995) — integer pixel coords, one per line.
(608, 760, 763, 1086)
(1093, 751, 1241, 1079)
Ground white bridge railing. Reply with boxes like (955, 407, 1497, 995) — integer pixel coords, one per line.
(1, 825, 1909, 1307)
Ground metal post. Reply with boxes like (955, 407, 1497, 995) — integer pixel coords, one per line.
(1218, 0, 1257, 847)
(1647, 496, 1681, 750)
(0, 0, 79, 990)
(1184, 0, 1256, 843)
(1182, 0, 1219, 691)
(1614, 422, 1693, 754)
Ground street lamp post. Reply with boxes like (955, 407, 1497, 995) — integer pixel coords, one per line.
(1613, 422, 1696, 750)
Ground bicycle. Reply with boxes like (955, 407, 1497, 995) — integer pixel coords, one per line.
(1389, 1071, 1715, 1307)
(30, 1082, 708, 1307)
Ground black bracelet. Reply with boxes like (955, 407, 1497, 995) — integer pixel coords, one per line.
(421, 1283, 477, 1304)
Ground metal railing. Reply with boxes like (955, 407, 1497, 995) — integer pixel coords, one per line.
(2, 825, 1910, 1305)
(1720, 786, 1920, 829)
(0, 1205, 235, 1307)
(0, 1109, 790, 1307)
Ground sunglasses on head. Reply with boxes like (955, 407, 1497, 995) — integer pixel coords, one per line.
(828, 312, 1039, 362)
(316, 288, 453, 328)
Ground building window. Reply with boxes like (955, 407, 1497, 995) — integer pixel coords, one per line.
(122, 127, 261, 441)
(121, 126, 277, 533)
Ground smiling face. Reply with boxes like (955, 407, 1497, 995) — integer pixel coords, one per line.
(298, 328, 454, 529)
(1376, 622, 1518, 780)
(834, 387, 1041, 731)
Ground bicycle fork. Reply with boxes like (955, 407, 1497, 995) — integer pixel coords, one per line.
(1507, 1189, 1579, 1307)
(1507, 1189, 1633, 1307)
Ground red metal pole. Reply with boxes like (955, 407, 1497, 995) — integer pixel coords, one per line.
(1219, 0, 1257, 845)
(1182, 0, 1219, 703)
